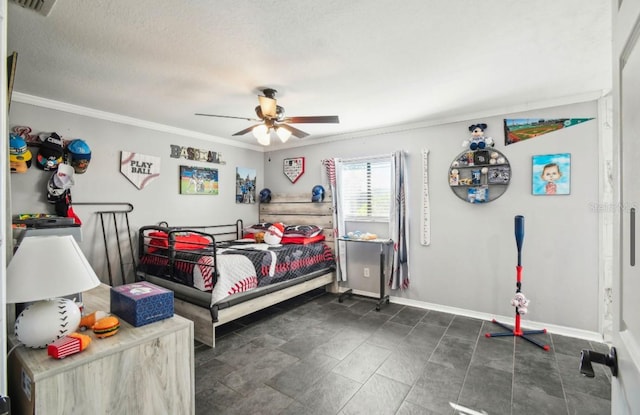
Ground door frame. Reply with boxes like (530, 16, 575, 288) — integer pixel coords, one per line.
(612, 0, 640, 412)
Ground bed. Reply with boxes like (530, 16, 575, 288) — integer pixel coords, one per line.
(135, 192, 336, 347)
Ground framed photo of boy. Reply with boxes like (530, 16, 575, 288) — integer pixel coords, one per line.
(179, 165, 219, 195)
(532, 153, 571, 195)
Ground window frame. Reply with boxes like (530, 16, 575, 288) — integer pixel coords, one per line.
(338, 154, 393, 223)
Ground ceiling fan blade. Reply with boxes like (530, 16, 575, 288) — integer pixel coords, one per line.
(232, 124, 262, 136)
(284, 115, 340, 124)
(280, 124, 309, 139)
(195, 113, 260, 122)
(258, 95, 277, 118)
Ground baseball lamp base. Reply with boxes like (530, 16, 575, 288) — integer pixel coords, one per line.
(14, 298, 82, 349)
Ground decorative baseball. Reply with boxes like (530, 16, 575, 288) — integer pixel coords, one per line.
(15, 298, 82, 349)
(264, 223, 284, 245)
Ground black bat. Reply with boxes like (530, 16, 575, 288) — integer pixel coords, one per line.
(515, 215, 524, 266)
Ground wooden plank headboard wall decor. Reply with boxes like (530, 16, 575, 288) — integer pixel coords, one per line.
(259, 191, 334, 252)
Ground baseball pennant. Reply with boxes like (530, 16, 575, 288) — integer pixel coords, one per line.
(504, 118, 594, 145)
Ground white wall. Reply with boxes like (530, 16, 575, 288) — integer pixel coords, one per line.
(264, 100, 602, 333)
(9, 102, 263, 285)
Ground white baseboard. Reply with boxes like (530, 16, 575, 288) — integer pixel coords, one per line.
(389, 295, 604, 343)
(332, 288, 604, 343)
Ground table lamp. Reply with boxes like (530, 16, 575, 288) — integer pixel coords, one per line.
(6, 235, 101, 348)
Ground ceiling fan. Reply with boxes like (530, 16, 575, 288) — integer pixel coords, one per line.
(195, 88, 339, 145)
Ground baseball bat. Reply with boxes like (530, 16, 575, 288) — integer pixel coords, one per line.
(515, 215, 524, 266)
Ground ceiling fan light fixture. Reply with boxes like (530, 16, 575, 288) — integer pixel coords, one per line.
(276, 126, 292, 143)
(253, 124, 270, 145)
(252, 124, 268, 139)
(195, 87, 339, 140)
(256, 133, 270, 146)
(258, 95, 277, 119)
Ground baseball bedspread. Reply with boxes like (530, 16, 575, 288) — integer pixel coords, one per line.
(137, 241, 334, 305)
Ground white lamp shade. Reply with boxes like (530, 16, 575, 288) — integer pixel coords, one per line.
(257, 134, 270, 146)
(6, 235, 101, 303)
(14, 298, 82, 348)
(252, 124, 268, 139)
(276, 126, 292, 143)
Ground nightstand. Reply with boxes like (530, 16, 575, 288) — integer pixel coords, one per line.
(7, 284, 194, 414)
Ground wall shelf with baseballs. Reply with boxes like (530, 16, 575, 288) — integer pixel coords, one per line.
(448, 149, 511, 203)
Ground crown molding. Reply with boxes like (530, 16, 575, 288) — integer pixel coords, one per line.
(13, 90, 606, 152)
(12, 92, 264, 151)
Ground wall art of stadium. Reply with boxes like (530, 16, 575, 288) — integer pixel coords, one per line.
(504, 118, 593, 145)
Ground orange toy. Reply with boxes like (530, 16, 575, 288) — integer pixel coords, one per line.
(93, 316, 120, 338)
(79, 310, 109, 330)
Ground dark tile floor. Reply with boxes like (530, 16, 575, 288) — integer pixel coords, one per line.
(194, 290, 611, 415)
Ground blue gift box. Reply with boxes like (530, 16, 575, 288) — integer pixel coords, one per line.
(110, 281, 174, 327)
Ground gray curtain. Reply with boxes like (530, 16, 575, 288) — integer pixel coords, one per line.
(389, 150, 410, 289)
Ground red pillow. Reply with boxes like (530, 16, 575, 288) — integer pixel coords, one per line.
(148, 231, 210, 252)
(280, 234, 325, 245)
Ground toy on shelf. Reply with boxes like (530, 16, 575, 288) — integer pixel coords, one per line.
(47, 332, 91, 359)
(462, 123, 494, 151)
(449, 169, 460, 186)
(93, 316, 120, 338)
(79, 310, 110, 331)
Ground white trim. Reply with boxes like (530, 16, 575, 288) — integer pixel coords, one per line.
(1, 0, 10, 395)
(12, 92, 264, 151)
(390, 295, 604, 343)
(620, 329, 640, 372)
(338, 289, 604, 342)
(275, 90, 608, 150)
(597, 94, 615, 343)
(14, 90, 606, 152)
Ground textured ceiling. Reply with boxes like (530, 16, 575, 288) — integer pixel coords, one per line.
(7, 0, 612, 149)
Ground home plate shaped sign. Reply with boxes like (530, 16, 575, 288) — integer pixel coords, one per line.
(283, 157, 305, 183)
(120, 151, 161, 190)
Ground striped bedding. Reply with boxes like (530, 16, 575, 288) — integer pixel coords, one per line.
(137, 241, 334, 306)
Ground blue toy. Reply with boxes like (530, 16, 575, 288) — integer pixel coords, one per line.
(311, 185, 325, 202)
(463, 123, 495, 151)
(259, 188, 272, 203)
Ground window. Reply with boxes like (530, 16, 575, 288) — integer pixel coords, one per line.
(338, 155, 392, 221)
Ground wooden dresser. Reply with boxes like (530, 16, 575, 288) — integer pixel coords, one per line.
(7, 284, 194, 414)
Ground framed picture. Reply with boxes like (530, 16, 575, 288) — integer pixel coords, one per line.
(179, 165, 218, 195)
(236, 167, 257, 203)
(532, 153, 571, 195)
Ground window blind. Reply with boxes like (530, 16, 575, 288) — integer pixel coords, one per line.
(339, 156, 392, 221)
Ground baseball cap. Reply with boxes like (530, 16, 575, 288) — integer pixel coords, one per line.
(52, 163, 75, 189)
(36, 132, 64, 171)
(67, 139, 91, 174)
(9, 134, 33, 172)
